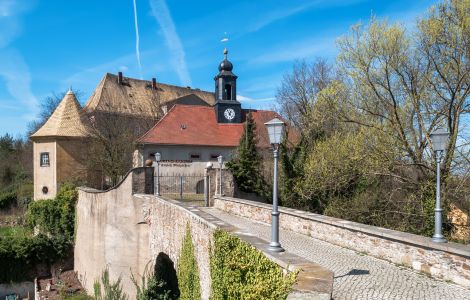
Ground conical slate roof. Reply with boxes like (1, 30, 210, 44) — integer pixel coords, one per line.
(31, 90, 90, 138)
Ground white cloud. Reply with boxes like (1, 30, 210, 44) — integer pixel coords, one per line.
(0, 0, 18, 17)
(250, 36, 336, 65)
(149, 0, 192, 86)
(248, 0, 367, 33)
(0, 48, 38, 119)
(237, 94, 275, 103)
(0, 0, 38, 121)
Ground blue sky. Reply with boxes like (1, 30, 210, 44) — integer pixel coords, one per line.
(0, 0, 436, 137)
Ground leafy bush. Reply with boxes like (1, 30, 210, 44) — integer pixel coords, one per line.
(177, 225, 201, 300)
(0, 184, 77, 283)
(0, 190, 16, 209)
(210, 230, 297, 300)
(26, 183, 77, 240)
(0, 233, 70, 282)
(93, 269, 128, 300)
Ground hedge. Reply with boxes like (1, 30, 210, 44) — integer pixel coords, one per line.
(210, 230, 297, 300)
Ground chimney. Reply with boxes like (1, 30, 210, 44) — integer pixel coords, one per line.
(118, 72, 123, 85)
(152, 78, 157, 90)
(162, 105, 168, 115)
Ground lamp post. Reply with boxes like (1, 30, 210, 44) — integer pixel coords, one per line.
(204, 162, 213, 207)
(265, 118, 285, 252)
(217, 155, 224, 196)
(155, 152, 161, 196)
(430, 128, 450, 243)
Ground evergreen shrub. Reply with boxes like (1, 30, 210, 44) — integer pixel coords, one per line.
(177, 225, 201, 300)
(210, 230, 297, 300)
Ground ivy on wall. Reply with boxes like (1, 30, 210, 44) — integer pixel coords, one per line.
(210, 230, 297, 300)
(177, 224, 201, 300)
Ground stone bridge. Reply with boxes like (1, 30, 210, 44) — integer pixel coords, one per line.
(74, 167, 470, 299)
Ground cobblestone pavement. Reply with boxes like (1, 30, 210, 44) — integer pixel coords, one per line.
(201, 208, 470, 300)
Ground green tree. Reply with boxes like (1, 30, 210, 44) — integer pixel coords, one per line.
(226, 113, 270, 199)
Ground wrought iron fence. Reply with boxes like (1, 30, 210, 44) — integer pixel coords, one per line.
(155, 174, 206, 202)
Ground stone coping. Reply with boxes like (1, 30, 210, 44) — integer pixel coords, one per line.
(217, 196, 470, 258)
(135, 194, 334, 299)
(78, 167, 153, 194)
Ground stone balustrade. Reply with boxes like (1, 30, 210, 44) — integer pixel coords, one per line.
(214, 196, 470, 288)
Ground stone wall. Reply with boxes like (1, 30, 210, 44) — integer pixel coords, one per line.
(138, 194, 333, 300)
(74, 167, 154, 299)
(214, 196, 470, 288)
(75, 166, 332, 299)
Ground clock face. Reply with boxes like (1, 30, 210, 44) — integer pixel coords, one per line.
(224, 108, 236, 120)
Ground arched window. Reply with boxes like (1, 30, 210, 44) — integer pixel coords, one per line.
(224, 84, 232, 100)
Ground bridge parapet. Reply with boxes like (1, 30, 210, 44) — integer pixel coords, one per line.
(138, 194, 333, 299)
(214, 196, 470, 288)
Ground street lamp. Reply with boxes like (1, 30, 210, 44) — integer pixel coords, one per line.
(155, 152, 161, 196)
(430, 127, 450, 243)
(204, 162, 213, 207)
(265, 118, 285, 252)
(217, 155, 224, 196)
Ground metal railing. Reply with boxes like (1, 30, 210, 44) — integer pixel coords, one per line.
(155, 174, 206, 202)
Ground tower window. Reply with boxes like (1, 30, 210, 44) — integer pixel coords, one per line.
(40, 152, 50, 167)
(224, 84, 232, 100)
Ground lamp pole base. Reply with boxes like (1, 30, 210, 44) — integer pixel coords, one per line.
(432, 235, 447, 243)
(268, 242, 285, 252)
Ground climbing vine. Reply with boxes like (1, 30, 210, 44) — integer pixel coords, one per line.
(177, 224, 201, 300)
(210, 230, 297, 299)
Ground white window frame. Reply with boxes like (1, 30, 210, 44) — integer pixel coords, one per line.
(40, 152, 50, 167)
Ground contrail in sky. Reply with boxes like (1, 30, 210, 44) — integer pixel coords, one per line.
(133, 0, 143, 79)
(149, 0, 192, 86)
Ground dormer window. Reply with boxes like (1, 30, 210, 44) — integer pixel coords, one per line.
(40, 152, 50, 167)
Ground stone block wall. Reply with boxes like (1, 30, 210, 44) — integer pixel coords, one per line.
(137, 194, 333, 300)
(214, 196, 470, 288)
(138, 195, 215, 299)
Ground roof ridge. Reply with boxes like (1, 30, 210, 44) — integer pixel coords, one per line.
(105, 72, 213, 94)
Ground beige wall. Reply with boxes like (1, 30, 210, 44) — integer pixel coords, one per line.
(74, 174, 151, 299)
(33, 140, 57, 200)
(56, 139, 88, 186)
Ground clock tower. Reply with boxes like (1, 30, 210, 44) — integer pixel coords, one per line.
(214, 48, 242, 123)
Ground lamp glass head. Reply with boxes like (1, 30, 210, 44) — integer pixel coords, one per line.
(430, 128, 449, 152)
(155, 152, 161, 162)
(264, 118, 285, 145)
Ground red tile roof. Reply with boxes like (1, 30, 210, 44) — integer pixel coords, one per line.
(138, 105, 297, 148)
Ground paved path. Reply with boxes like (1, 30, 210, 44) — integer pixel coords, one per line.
(201, 207, 470, 300)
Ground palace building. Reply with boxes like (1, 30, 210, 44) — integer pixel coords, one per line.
(31, 49, 295, 199)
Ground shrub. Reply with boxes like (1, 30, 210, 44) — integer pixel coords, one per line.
(177, 225, 201, 300)
(0, 190, 16, 209)
(210, 230, 297, 300)
(0, 184, 77, 283)
(26, 183, 77, 240)
(93, 269, 128, 300)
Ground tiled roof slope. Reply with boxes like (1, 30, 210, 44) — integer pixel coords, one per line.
(138, 105, 297, 148)
(31, 90, 90, 138)
(83, 73, 215, 117)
